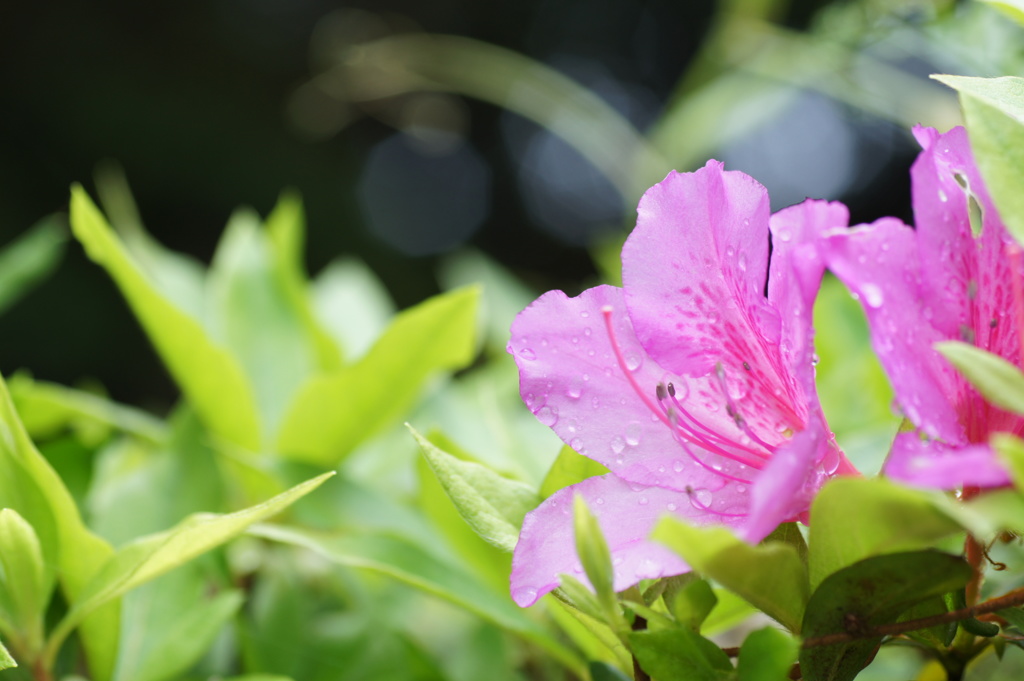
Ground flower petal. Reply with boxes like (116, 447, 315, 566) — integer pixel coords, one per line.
(768, 199, 849, 399)
(509, 284, 758, 492)
(740, 421, 843, 542)
(510, 474, 699, 606)
(623, 162, 771, 379)
(884, 432, 1011, 489)
(823, 218, 966, 443)
(911, 126, 1021, 368)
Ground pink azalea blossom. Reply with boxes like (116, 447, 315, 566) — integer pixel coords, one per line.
(824, 126, 1023, 490)
(507, 161, 857, 607)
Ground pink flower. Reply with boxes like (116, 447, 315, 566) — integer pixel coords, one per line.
(507, 162, 857, 607)
(824, 126, 1023, 490)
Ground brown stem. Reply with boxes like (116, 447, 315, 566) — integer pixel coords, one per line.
(802, 587, 1024, 649)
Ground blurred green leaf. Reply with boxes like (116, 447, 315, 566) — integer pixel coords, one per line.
(0, 215, 66, 316)
(206, 208, 322, 436)
(572, 495, 616, 616)
(9, 373, 166, 446)
(540, 445, 609, 499)
(664, 578, 717, 632)
(627, 629, 732, 681)
(653, 518, 808, 632)
(0, 509, 48, 657)
(88, 408, 225, 546)
(69, 185, 262, 451)
(807, 478, 962, 590)
(312, 258, 395, 361)
(800, 551, 971, 681)
(93, 163, 208, 320)
(0, 371, 119, 680)
(813, 275, 898, 474)
(588, 661, 632, 681)
(249, 523, 585, 678)
(114, 566, 243, 681)
(993, 433, 1024, 491)
(411, 427, 539, 553)
(980, 0, 1024, 26)
(738, 627, 799, 681)
(702, 588, 759, 636)
(0, 638, 14, 669)
(936, 341, 1024, 416)
(438, 249, 537, 353)
(934, 75, 1024, 244)
(265, 192, 342, 372)
(47, 472, 334, 660)
(277, 286, 480, 465)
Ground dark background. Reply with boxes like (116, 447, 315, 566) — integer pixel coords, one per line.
(0, 0, 927, 410)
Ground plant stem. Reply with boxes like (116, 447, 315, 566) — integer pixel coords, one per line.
(802, 587, 1024, 649)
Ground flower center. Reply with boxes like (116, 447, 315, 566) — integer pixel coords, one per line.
(601, 306, 774, 489)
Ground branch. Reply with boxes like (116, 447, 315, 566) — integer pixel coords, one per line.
(802, 587, 1024, 649)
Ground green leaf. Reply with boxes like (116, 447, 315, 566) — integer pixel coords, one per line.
(933, 75, 1024, 245)
(993, 433, 1024, 491)
(264, 191, 342, 372)
(277, 286, 480, 465)
(0, 509, 49, 656)
(664, 578, 718, 632)
(589, 661, 632, 681)
(979, 0, 1024, 26)
(248, 523, 586, 678)
(999, 607, 1024, 630)
(572, 496, 616, 615)
(800, 550, 971, 681)
(415, 438, 509, 592)
(0, 371, 119, 680)
(46, 472, 334, 660)
(69, 185, 262, 451)
(807, 477, 962, 590)
(738, 627, 799, 681)
(312, 258, 395, 360)
(0, 215, 66, 316)
(935, 341, 1024, 416)
(9, 373, 166, 445)
(0, 637, 14, 670)
(628, 629, 732, 681)
(540, 445, 610, 499)
(411, 427, 539, 553)
(206, 208, 322, 436)
(113, 567, 243, 681)
(653, 518, 808, 632)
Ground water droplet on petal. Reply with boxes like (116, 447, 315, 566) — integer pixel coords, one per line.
(584, 327, 592, 337)
(595, 497, 605, 505)
(635, 558, 660, 578)
(591, 396, 601, 409)
(666, 502, 677, 511)
(536, 406, 558, 426)
(570, 438, 584, 452)
(567, 378, 583, 399)
(512, 586, 538, 605)
(580, 311, 590, 318)
(610, 436, 626, 454)
(672, 460, 685, 473)
(862, 284, 884, 308)
(738, 253, 748, 272)
(638, 496, 649, 506)
(625, 423, 642, 446)
(624, 352, 643, 371)
(519, 348, 536, 361)
(689, 488, 713, 509)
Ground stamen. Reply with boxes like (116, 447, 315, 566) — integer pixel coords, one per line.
(601, 306, 766, 484)
(662, 385, 769, 465)
(712, 362, 777, 454)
